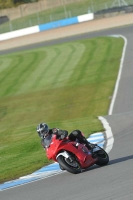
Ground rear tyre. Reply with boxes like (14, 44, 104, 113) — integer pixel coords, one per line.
(95, 147, 109, 166)
(59, 164, 65, 170)
(57, 155, 81, 174)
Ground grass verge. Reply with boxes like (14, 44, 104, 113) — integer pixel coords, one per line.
(0, 36, 124, 183)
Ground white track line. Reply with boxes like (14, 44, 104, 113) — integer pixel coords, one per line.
(108, 35, 127, 115)
(98, 116, 114, 153)
(98, 35, 127, 153)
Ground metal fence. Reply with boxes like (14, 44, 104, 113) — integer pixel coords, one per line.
(0, 0, 133, 34)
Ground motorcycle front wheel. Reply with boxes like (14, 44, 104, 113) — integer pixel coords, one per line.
(95, 147, 109, 166)
(57, 155, 82, 174)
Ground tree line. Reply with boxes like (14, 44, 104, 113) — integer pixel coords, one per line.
(0, 0, 38, 9)
(13, 0, 38, 3)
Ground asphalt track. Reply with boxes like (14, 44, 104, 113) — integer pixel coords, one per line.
(1, 24, 133, 199)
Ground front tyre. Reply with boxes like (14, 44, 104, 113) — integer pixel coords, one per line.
(95, 147, 109, 166)
(57, 155, 82, 174)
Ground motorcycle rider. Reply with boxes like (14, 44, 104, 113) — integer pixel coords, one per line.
(36, 123, 96, 150)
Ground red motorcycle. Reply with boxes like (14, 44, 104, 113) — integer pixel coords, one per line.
(46, 135, 109, 174)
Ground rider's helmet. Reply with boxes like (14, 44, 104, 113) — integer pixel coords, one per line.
(36, 123, 49, 139)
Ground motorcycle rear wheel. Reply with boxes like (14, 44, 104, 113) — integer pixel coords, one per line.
(95, 147, 109, 166)
(57, 155, 82, 174)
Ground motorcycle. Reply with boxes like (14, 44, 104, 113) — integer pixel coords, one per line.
(46, 135, 109, 174)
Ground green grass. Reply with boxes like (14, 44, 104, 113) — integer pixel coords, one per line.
(1, 0, 133, 34)
(0, 0, 91, 33)
(0, 0, 116, 9)
(0, 36, 124, 183)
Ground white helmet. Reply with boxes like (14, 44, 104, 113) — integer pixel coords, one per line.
(36, 123, 49, 139)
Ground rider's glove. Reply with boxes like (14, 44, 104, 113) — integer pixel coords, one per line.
(58, 130, 68, 140)
(52, 128, 68, 140)
(52, 128, 59, 134)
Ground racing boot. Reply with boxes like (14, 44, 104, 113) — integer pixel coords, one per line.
(87, 142, 98, 158)
(81, 137, 98, 158)
(82, 137, 96, 150)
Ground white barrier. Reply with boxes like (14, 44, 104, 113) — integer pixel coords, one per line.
(77, 13, 94, 23)
(0, 13, 94, 41)
(0, 26, 39, 41)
